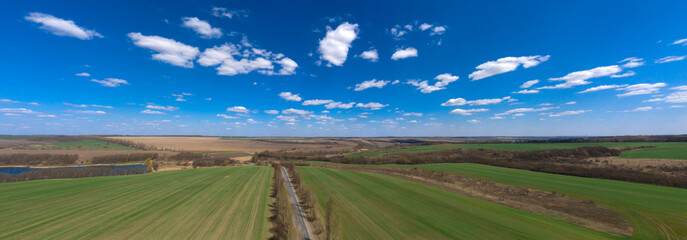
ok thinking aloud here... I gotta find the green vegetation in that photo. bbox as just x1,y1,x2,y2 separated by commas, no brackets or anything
347,142,687,160
0,166,273,239
44,140,137,150
389,163,687,239
299,166,617,240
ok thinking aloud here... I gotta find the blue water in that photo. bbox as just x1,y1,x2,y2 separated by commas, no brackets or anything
0,165,145,175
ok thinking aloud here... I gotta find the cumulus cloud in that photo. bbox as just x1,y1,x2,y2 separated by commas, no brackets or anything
279,92,302,102
619,57,644,68
197,43,297,76
25,12,102,40
141,109,165,114
391,47,418,60
318,22,359,66
354,79,390,91
610,71,636,78
495,107,556,116
441,96,511,106
469,55,549,81
146,104,178,111
226,106,250,113
303,99,335,106
356,102,388,110
325,102,356,109
357,49,379,62
549,110,590,117
0,108,36,114
578,84,628,93
217,114,239,119
67,110,106,115
90,78,129,87
75,72,90,77
264,110,279,115
655,56,686,64
431,26,446,35
282,108,313,115
128,32,200,68
419,23,433,31
172,93,192,102
538,65,622,89
520,80,539,88
616,83,667,97
181,17,222,38
0,99,20,104
449,108,489,115
513,89,539,94
407,73,458,93
403,112,423,117
212,7,248,19
622,107,652,112
671,38,687,46
646,91,687,103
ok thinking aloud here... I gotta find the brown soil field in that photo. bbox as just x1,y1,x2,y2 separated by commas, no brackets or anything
109,136,358,152
0,139,36,148
0,149,176,164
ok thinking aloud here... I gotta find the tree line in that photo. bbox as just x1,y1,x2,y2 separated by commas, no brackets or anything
91,153,159,164
270,163,301,240
85,136,158,150
0,154,78,165
0,166,145,183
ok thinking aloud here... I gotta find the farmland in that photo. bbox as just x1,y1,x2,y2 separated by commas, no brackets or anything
298,166,617,240
43,140,137,150
109,136,358,152
347,142,687,160
0,166,273,239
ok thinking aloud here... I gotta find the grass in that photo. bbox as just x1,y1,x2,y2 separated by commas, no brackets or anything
43,140,137,150
346,142,687,160
299,166,617,240
0,166,273,239
386,163,687,240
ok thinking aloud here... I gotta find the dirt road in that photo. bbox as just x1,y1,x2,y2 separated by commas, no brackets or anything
281,167,312,240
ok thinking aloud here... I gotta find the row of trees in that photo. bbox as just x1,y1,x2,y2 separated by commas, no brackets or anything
91,153,159,164
0,166,146,183
191,158,239,168
0,154,78,165
85,136,158,150
270,163,301,240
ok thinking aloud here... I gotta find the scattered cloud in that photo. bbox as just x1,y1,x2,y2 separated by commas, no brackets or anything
128,32,200,68
619,57,644,68
325,102,356,109
217,114,239,119
469,55,549,81
141,109,165,114
303,99,335,106
549,110,590,117
403,112,423,117
318,22,359,66
655,55,686,64
610,71,636,78
513,89,539,94
356,102,388,110
67,110,106,115
181,17,222,38
25,12,102,40
0,108,36,114
622,107,652,112
264,110,279,114
578,84,628,93
279,92,302,101
354,79,389,91
172,93,192,102
75,72,90,77
671,38,687,46
646,91,687,103
407,73,458,93
226,106,250,113
566,101,577,105
538,65,622,89
520,80,539,88
282,108,313,115
197,43,297,76
442,96,511,106
495,107,556,116
617,83,667,97
212,7,248,19
467,119,480,123
357,49,379,62
146,104,178,111
391,47,418,60
0,99,20,104
449,108,489,115
91,78,129,87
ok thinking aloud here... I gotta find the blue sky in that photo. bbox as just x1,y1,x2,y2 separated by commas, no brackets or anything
1,0,686,136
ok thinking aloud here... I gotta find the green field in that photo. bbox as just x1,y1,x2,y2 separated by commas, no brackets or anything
0,166,273,239
386,163,687,239
347,142,687,160
299,166,617,240
44,140,137,150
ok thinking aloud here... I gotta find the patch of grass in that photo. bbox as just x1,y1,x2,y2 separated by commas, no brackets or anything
346,142,687,160
45,140,137,150
0,166,273,239
391,163,687,240
299,166,617,240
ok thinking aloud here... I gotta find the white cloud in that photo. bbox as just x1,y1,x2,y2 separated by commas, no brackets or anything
671,38,687,46
354,79,389,91
449,108,489,115
578,84,628,93
419,23,433,31
432,26,446,35
403,112,423,117
226,106,250,113
303,99,335,106
282,108,313,115
276,115,298,122
197,43,297,76
90,78,129,87
146,104,178,111
490,116,505,120
407,73,458,93
274,58,298,75
25,12,102,40
672,86,687,91
172,93,192,102
75,72,90,77
655,56,686,64
127,32,200,68
212,7,248,19
279,92,302,102
38,114,56,118
325,102,356,109
549,110,590,117
520,80,539,88
617,83,667,97
0,108,36,114
0,99,20,104
141,109,165,114
647,91,687,103
496,107,556,116
217,114,239,119
181,17,222,38
318,22,359,66
358,49,379,62
566,101,577,105
610,71,636,78
246,119,260,124
469,55,550,81
441,96,511,106
356,102,388,110
538,65,622,89
467,119,480,123
264,110,279,115
619,57,644,68
623,107,652,112
67,110,106,115
513,89,539,94
391,47,418,60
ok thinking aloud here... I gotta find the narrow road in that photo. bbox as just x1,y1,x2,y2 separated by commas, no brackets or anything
281,167,312,240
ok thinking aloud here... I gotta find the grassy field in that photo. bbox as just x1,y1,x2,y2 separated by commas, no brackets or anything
347,142,687,160
38,140,137,150
384,163,687,240
299,166,618,240
0,166,273,239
